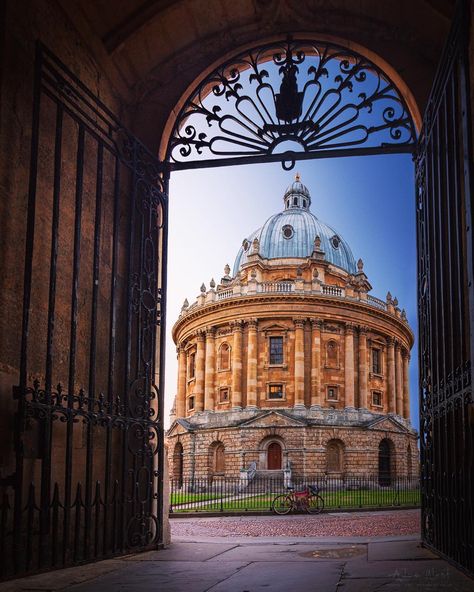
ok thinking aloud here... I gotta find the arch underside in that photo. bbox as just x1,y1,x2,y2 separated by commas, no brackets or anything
166,37,418,171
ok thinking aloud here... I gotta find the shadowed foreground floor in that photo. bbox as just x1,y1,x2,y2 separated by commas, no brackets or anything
0,512,472,591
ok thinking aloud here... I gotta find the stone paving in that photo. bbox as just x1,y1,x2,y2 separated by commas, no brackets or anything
0,513,472,592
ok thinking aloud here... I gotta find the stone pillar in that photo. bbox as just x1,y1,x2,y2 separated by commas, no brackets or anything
358,326,368,409
204,327,216,411
194,330,206,412
294,318,306,408
387,337,396,413
246,319,258,408
344,323,355,408
403,350,411,419
310,319,322,408
176,345,187,418
395,341,403,416
231,321,243,409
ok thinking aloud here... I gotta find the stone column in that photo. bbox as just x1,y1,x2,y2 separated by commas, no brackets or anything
344,323,355,408
194,330,206,412
310,319,322,408
246,319,258,408
387,337,396,413
358,326,368,409
204,327,216,411
294,318,306,408
176,345,187,418
403,350,411,419
395,341,403,416
231,321,243,409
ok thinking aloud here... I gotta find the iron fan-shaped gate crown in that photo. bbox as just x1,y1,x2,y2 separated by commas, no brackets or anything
167,36,417,170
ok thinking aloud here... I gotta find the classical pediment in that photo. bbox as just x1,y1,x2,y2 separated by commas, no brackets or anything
366,415,409,434
166,418,192,437
239,410,307,428
261,322,288,334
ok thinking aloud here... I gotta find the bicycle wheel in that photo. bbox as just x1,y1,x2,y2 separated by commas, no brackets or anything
306,494,324,514
272,494,293,515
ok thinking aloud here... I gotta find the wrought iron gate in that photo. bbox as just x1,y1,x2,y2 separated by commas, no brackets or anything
0,44,167,579
415,0,474,576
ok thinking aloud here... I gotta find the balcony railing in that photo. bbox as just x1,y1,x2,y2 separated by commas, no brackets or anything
322,284,344,297
259,281,295,293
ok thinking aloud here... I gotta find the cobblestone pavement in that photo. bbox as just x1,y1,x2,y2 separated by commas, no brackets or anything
171,509,421,538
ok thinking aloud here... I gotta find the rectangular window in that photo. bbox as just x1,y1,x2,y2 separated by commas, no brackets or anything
219,387,230,403
269,336,284,365
372,391,382,407
327,386,339,401
372,348,381,374
268,384,284,400
188,396,195,410
188,352,196,379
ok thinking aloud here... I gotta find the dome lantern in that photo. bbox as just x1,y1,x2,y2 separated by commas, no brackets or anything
283,172,311,210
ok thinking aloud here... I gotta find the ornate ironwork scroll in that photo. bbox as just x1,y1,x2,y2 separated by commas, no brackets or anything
1,44,167,579
167,37,417,170
415,0,474,576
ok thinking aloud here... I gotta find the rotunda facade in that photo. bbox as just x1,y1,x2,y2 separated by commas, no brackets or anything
167,176,418,484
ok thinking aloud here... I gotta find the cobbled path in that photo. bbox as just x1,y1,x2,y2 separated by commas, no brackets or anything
171,509,420,538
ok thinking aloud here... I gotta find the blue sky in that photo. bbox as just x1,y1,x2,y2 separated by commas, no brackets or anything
165,153,418,431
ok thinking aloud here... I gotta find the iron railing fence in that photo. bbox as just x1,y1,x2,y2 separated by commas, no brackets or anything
169,475,420,514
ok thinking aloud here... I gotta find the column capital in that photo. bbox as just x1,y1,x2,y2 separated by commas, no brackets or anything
402,348,411,360
293,317,306,329
230,320,244,332
205,326,216,337
386,336,395,347
394,339,402,351
345,322,356,334
247,318,258,330
309,318,323,328
196,329,206,342
358,325,368,335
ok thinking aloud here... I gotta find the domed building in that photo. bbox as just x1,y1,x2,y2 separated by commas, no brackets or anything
167,176,418,484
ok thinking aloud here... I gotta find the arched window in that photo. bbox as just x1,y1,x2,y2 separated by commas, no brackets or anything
219,343,230,370
173,442,184,487
213,443,225,474
378,439,393,486
326,439,344,473
326,340,339,368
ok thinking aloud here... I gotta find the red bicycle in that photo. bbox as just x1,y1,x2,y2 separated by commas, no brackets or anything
271,484,324,515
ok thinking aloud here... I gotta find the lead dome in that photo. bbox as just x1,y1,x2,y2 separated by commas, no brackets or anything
233,174,357,275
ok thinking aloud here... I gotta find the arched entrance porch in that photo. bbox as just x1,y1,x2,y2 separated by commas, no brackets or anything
1,0,472,580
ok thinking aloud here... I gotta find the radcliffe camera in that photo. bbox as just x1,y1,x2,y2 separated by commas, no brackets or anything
0,2,472,591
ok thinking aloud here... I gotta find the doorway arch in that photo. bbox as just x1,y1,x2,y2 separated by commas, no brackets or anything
267,442,283,470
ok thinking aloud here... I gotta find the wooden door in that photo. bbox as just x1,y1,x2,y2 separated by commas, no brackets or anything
267,442,282,470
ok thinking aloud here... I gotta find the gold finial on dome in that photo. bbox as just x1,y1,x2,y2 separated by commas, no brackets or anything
295,172,301,182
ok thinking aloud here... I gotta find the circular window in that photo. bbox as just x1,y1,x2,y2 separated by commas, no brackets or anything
282,225,294,240
242,239,250,251
331,235,340,249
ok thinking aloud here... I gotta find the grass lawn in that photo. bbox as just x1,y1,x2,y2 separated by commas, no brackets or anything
170,488,420,513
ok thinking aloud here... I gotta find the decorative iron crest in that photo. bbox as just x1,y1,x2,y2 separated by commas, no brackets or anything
167,38,417,170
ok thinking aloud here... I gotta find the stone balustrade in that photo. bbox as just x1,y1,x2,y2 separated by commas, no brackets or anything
180,281,403,322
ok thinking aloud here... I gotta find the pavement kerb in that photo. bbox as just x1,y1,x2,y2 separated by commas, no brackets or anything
169,505,420,518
